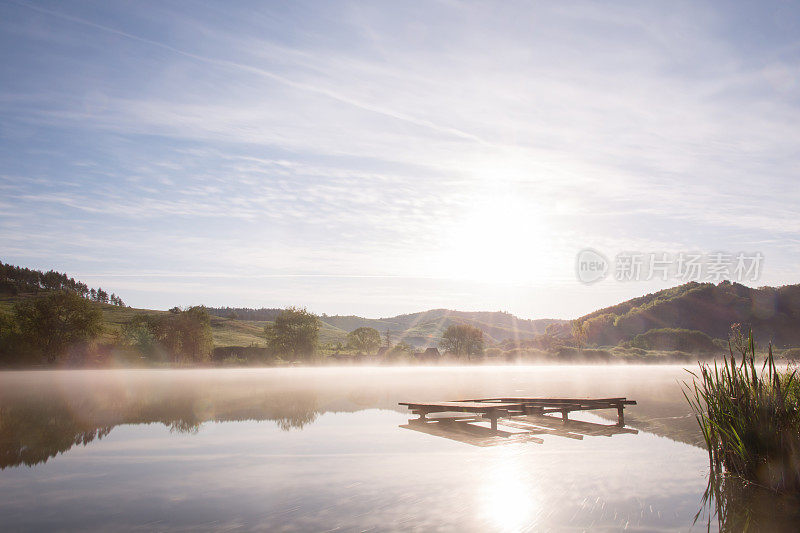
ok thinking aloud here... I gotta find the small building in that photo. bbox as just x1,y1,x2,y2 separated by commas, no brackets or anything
415,347,441,362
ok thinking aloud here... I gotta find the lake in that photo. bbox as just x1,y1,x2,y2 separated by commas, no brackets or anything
0,365,757,531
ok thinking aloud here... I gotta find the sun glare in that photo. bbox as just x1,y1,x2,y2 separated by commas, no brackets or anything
479,449,541,531
445,195,551,284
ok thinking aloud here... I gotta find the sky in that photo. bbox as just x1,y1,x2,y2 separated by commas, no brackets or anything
1,0,800,319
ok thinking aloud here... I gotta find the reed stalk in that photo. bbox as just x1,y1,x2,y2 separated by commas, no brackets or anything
684,325,800,493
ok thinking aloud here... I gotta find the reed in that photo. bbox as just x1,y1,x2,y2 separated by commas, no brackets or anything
684,325,800,493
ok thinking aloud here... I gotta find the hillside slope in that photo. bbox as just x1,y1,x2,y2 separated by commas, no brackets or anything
551,281,800,347
301,309,561,348
203,307,565,348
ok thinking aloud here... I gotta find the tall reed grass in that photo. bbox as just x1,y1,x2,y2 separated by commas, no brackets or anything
684,325,800,493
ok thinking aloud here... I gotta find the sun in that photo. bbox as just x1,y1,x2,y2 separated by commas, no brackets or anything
444,194,551,284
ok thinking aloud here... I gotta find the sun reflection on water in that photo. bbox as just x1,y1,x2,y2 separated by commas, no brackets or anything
479,447,542,532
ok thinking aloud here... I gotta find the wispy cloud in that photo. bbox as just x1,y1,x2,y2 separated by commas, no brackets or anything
1,0,800,316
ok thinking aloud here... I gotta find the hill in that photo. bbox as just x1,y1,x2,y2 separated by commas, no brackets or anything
550,281,800,348
206,307,565,348
9,261,800,361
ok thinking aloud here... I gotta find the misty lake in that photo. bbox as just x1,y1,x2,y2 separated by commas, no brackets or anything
0,366,725,531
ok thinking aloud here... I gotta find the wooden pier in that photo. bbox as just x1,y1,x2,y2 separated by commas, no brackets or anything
399,397,636,443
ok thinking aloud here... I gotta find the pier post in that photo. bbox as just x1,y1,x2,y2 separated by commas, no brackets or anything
561,409,569,423
616,405,625,426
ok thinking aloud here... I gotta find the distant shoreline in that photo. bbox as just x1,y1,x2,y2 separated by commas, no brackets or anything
0,353,785,370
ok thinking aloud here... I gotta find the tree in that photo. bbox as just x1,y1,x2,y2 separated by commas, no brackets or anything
76,283,89,298
571,320,587,352
121,314,160,360
122,306,213,363
346,327,382,354
264,307,320,360
41,270,63,290
13,291,103,363
0,308,20,365
162,306,213,363
96,288,108,304
384,329,393,348
440,324,484,357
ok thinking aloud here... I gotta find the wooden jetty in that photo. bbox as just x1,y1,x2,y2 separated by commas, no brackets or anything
399,397,636,433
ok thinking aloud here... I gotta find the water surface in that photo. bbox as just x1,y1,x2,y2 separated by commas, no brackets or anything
0,366,717,531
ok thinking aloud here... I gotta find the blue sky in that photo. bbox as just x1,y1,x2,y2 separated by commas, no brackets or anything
1,0,800,318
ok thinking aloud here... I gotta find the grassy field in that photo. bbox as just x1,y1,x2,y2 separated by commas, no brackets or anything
208,315,349,348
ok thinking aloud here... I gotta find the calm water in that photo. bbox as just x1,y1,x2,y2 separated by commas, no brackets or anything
0,366,722,531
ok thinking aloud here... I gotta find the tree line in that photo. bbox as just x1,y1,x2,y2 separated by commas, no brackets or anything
0,262,487,365
0,262,126,306
0,297,487,366
0,262,145,366
0,292,213,366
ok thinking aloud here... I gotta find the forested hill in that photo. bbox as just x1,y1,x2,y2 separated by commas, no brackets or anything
550,281,800,347
0,262,125,306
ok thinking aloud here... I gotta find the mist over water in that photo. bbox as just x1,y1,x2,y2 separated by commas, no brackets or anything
0,365,724,531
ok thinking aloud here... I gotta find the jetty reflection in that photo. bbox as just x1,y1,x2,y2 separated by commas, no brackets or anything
401,413,638,447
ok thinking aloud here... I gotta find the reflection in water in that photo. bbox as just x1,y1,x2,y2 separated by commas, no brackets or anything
698,468,800,532
0,366,781,531
0,366,701,469
480,448,541,532
401,414,637,447
0,371,323,469
0,397,114,468
0,390,319,469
